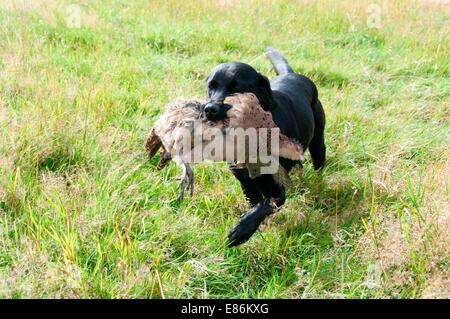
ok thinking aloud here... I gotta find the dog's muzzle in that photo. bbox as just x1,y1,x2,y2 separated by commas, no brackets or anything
203,102,232,121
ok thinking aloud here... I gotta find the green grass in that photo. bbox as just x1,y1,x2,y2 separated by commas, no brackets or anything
0,0,449,298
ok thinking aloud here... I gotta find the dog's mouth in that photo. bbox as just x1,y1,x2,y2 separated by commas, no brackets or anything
202,102,232,121
222,103,232,115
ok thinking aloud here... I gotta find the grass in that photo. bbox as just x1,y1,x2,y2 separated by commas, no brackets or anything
0,0,448,298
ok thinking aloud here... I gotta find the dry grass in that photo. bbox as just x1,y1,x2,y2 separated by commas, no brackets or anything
0,0,448,298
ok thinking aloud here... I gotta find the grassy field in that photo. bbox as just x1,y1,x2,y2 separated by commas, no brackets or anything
0,0,448,298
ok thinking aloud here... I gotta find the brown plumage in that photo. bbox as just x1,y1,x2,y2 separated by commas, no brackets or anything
145,93,303,200
224,93,303,163
145,99,203,200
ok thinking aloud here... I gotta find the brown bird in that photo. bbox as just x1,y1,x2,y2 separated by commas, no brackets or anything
145,93,303,201
145,99,203,200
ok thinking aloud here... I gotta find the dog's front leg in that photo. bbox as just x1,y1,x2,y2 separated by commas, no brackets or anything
227,197,273,247
227,174,286,247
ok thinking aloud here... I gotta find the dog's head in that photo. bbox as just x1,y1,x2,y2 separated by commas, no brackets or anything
204,62,272,121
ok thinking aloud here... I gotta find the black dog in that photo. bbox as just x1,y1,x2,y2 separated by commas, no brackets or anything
204,47,326,247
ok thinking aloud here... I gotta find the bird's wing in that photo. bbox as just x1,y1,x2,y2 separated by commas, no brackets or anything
145,127,162,159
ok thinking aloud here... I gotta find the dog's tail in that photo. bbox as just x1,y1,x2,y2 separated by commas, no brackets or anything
266,47,294,75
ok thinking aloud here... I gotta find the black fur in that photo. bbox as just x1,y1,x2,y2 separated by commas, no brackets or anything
204,47,326,247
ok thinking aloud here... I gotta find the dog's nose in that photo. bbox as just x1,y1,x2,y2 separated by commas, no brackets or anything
204,102,229,121
204,102,219,117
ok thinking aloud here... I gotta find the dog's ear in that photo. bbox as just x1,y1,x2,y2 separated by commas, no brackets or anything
255,73,273,111
258,73,271,89
205,74,212,98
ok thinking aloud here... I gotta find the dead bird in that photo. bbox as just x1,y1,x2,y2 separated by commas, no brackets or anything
145,93,303,201
145,99,203,200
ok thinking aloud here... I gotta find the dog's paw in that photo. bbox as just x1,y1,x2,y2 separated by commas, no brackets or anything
227,216,259,247
227,199,273,247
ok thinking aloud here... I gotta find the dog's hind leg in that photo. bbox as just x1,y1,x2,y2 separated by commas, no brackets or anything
309,98,326,170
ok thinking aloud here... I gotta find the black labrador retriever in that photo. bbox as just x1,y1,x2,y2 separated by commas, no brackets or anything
203,47,326,247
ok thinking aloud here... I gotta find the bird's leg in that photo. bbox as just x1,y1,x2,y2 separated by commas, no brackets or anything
177,163,194,201
185,163,194,197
